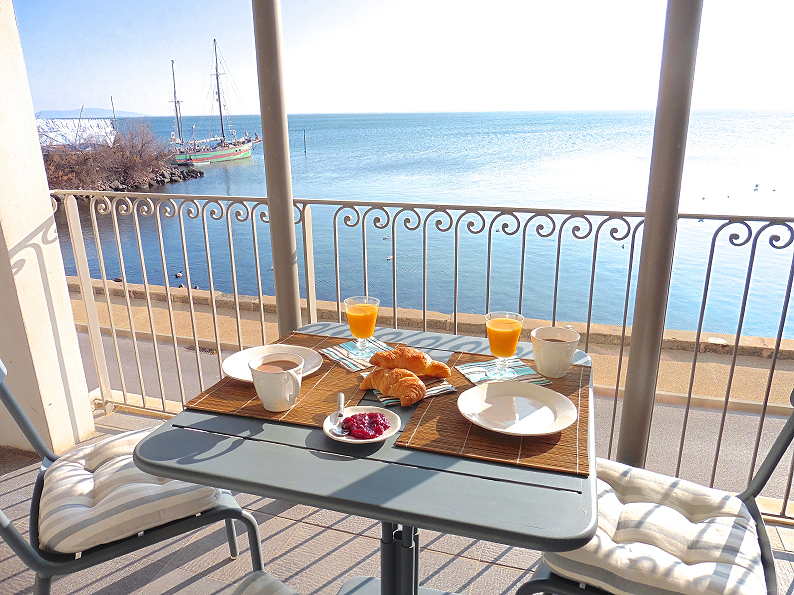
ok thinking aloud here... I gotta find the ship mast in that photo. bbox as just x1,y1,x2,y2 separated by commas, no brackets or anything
171,60,183,143
214,39,225,143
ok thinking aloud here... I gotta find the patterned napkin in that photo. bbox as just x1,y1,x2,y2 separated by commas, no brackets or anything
318,338,393,371
455,357,552,386
360,371,457,407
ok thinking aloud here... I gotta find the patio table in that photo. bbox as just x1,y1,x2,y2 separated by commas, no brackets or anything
133,322,597,595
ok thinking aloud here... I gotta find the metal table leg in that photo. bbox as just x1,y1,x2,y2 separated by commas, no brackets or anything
400,525,417,595
339,524,454,595
381,522,398,595
414,528,420,595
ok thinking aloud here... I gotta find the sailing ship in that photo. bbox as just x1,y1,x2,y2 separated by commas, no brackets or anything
170,40,261,165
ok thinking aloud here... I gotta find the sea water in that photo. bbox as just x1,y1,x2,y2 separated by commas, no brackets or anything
155,111,792,215
59,111,794,338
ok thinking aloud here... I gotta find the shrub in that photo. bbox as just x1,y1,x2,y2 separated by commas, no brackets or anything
109,119,170,187
42,119,171,190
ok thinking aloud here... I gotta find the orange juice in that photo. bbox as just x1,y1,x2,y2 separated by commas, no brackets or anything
346,303,378,338
486,317,522,358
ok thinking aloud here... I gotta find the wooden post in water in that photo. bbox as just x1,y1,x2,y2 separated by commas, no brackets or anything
304,130,306,154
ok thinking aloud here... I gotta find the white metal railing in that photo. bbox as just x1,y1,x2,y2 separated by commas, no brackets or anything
52,190,794,516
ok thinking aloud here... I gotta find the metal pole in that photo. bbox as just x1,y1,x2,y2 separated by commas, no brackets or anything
214,39,226,142
616,0,704,467
380,523,397,595
252,0,302,335
171,61,183,142
399,525,416,595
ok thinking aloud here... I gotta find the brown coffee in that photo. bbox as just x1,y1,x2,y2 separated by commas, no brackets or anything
542,338,567,343
256,360,298,373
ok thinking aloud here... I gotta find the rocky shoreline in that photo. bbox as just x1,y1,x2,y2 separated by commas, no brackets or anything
42,119,206,193
102,163,204,192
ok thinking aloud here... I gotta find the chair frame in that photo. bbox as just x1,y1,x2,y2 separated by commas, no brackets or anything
517,390,794,595
0,360,264,595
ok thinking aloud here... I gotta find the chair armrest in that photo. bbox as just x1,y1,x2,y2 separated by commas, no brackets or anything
0,508,52,574
739,391,794,500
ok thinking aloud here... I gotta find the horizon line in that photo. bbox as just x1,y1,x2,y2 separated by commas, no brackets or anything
36,107,793,119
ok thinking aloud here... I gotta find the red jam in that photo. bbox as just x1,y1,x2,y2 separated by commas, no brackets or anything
342,412,391,440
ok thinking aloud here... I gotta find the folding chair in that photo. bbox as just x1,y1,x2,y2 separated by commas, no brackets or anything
0,357,264,595
517,390,794,595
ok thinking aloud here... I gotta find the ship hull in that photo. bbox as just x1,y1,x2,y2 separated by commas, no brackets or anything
171,140,254,165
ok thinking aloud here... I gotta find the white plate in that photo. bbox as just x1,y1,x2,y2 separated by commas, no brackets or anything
222,345,323,382
457,381,578,436
322,406,401,444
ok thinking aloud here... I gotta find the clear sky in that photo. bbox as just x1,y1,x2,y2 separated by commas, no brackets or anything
12,0,793,116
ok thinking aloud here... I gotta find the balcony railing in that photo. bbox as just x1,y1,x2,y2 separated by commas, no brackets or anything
52,190,794,518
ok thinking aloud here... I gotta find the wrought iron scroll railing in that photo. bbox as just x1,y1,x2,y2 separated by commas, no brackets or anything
51,191,794,518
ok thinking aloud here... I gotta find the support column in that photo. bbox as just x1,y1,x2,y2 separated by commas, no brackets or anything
617,0,704,467
252,0,302,336
0,1,94,452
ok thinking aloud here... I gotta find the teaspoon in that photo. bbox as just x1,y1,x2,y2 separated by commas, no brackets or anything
330,392,348,436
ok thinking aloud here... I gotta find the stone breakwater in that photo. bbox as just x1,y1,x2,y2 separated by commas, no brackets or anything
102,164,204,192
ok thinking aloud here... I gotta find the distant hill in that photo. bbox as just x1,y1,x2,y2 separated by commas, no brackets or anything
36,108,147,119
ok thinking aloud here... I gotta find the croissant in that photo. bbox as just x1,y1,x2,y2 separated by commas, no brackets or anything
360,367,427,407
369,347,451,378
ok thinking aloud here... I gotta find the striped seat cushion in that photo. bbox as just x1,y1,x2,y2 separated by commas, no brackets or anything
543,458,766,595
38,428,222,553
232,571,299,595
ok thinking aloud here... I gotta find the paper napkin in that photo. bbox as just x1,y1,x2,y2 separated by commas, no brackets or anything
318,338,393,371
455,357,552,386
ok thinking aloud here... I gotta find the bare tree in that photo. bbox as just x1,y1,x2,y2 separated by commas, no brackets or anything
42,119,171,191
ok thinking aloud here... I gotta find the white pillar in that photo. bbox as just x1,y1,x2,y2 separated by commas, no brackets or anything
0,0,95,453
252,0,303,336
616,0,703,467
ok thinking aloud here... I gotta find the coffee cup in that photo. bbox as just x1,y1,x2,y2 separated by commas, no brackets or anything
248,352,304,412
530,326,580,378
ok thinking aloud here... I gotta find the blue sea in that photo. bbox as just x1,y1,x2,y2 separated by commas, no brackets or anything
153,111,793,214
58,111,794,338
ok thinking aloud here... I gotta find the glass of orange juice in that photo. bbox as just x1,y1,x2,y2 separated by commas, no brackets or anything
344,296,380,358
485,311,525,379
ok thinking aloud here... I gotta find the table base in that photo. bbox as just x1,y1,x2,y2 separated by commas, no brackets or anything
374,523,461,595
337,577,459,595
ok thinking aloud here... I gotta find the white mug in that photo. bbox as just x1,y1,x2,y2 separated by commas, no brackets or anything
248,352,304,412
530,326,580,378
